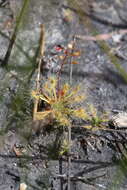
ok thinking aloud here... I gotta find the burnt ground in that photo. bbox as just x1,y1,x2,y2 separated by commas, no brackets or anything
0,0,127,189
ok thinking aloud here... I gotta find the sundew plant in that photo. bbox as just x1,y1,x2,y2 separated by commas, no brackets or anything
31,77,88,127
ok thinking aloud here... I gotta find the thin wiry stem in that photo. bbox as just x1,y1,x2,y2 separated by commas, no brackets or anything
57,54,68,93
69,35,76,85
68,36,77,190
67,125,71,190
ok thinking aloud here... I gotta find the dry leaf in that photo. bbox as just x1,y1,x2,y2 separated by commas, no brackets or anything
20,183,27,190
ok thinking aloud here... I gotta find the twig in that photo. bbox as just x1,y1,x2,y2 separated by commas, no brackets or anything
74,163,111,177
33,24,45,121
77,125,127,133
75,29,127,41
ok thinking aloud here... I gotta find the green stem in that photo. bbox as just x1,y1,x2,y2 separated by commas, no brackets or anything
1,0,30,67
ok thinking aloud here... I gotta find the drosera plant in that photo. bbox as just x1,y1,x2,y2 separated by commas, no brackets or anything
31,76,88,127
31,33,87,127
